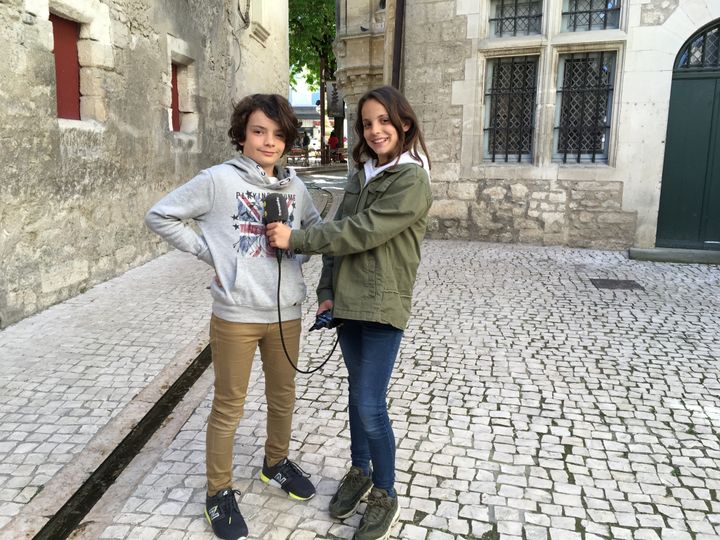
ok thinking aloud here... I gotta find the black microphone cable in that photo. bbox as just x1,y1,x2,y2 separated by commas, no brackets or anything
264,192,339,375
274,248,340,375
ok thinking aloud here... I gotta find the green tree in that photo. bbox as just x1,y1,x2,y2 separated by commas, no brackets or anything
289,0,338,163
289,0,336,89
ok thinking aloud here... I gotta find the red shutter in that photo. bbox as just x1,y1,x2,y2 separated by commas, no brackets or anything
171,63,180,131
50,14,80,120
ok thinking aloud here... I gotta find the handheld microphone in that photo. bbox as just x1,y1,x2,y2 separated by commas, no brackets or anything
264,193,288,262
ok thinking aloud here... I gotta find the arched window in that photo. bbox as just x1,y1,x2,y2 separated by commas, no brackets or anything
676,20,720,71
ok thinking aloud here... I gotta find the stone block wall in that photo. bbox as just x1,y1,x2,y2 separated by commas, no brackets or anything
0,0,288,328
335,1,719,251
428,179,636,249
402,0,469,169
398,0,714,251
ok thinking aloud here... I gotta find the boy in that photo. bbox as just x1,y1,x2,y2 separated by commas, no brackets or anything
145,94,320,540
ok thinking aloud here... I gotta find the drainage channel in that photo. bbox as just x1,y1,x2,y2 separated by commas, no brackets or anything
34,345,212,540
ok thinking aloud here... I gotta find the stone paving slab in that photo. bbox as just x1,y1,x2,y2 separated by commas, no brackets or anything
82,241,720,540
0,250,214,537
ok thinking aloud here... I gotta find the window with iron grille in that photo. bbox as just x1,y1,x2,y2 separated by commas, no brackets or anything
490,0,542,37
562,0,620,32
676,21,720,71
484,56,538,163
554,51,615,163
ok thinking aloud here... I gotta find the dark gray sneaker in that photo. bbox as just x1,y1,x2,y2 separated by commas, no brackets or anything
204,488,248,540
353,488,399,540
329,466,373,519
259,457,316,501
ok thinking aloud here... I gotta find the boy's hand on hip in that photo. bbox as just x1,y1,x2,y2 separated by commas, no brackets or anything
266,222,292,249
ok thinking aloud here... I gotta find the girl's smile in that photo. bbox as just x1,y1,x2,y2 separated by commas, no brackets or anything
361,99,408,166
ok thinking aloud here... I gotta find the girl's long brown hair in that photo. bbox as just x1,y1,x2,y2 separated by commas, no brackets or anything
352,86,431,168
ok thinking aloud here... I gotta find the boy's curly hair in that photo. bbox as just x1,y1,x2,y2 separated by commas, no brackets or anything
228,94,301,156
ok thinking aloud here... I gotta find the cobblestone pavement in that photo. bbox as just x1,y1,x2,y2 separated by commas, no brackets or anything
0,172,337,538
88,241,720,540
0,251,215,535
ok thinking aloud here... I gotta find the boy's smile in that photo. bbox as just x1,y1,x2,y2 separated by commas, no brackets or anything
242,110,286,176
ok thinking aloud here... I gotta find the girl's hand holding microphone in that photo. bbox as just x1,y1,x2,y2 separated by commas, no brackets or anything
266,222,291,249
266,223,336,326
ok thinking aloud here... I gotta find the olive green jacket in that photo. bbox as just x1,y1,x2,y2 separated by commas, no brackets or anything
289,162,432,330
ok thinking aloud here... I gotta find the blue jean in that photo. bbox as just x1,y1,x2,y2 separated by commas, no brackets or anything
338,319,404,492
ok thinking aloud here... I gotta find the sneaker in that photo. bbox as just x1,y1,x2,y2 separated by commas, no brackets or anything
329,466,373,519
204,488,248,540
353,488,399,540
259,457,316,500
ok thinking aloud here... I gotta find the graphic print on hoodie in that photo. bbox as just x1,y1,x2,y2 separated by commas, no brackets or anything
144,154,321,323
233,191,297,257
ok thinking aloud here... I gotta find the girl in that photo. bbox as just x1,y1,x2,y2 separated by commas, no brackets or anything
266,86,432,540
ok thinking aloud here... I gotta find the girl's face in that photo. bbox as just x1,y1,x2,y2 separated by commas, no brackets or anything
361,99,408,166
241,109,286,176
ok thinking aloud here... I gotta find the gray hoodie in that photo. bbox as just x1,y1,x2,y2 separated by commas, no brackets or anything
145,155,322,323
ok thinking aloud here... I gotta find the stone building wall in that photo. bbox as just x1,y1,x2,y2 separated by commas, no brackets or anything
0,0,288,328
335,0,720,251
418,0,720,248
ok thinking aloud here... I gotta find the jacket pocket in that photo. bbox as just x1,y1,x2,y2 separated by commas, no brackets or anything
341,178,361,216
365,174,396,206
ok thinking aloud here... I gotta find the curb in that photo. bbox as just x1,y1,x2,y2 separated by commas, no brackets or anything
307,186,334,218
628,247,720,265
0,327,211,540
293,163,348,175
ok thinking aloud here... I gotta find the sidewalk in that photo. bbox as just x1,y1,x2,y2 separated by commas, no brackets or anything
0,250,215,538
83,243,720,540
2,232,720,537
0,180,336,539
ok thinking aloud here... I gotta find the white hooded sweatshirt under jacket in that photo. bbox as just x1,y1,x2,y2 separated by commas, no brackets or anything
145,155,322,323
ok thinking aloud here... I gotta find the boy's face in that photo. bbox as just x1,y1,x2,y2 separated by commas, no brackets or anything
242,109,286,176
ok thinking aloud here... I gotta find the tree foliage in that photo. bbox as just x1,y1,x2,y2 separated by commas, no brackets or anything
289,0,336,89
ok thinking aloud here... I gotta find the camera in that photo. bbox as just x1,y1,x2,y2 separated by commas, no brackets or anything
309,310,338,331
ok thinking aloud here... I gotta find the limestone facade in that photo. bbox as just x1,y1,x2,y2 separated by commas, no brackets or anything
0,0,289,328
334,0,720,249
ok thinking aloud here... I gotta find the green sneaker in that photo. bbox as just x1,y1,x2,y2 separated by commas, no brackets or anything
329,466,373,519
353,488,399,540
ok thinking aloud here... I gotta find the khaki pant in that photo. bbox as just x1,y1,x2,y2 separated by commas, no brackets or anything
206,314,300,496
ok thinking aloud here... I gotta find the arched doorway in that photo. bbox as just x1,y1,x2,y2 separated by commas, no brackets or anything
656,20,720,250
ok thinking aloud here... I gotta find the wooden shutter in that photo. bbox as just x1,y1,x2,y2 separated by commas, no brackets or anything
171,63,180,131
50,14,81,120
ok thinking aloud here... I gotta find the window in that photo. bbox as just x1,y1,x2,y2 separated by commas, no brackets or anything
50,14,80,119
167,60,196,133
484,56,538,162
562,0,620,32
47,1,114,124
554,51,616,163
166,36,198,136
490,0,543,37
676,22,720,71
171,63,181,132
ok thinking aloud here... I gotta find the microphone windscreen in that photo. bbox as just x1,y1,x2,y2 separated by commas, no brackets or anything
264,193,288,224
